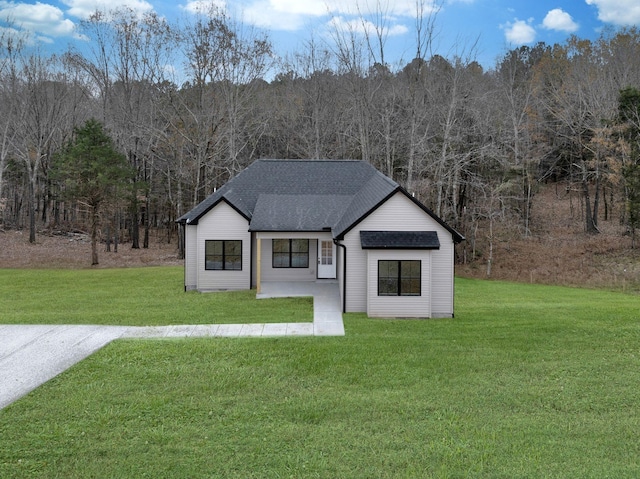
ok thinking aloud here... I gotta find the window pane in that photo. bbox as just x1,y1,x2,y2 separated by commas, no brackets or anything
225,241,241,270
205,241,223,270
378,261,397,295
205,240,222,255
225,256,241,270
379,278,398,296
400,261,421,296
273,239,289,253
291,253,309,268
402,260,420,277
206,255,223,270
273,253,289,268
378,261,391,277
226,241,241,256
291,239,308,253
401,278,420,296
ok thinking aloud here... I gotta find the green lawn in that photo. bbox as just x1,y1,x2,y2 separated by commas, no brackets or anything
1,272,639,478
0,267,312,325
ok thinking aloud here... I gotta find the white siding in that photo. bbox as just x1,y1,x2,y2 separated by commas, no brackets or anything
251,234,257,288
255,232,331,282
196,202,251,291
336,241,345,310
367,250,431,318
342,192,455,317
184,224,198,290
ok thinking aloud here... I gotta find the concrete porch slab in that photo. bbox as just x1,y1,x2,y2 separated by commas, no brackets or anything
257,281,345,337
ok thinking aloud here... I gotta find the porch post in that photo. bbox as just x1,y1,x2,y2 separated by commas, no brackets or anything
256,236,262,293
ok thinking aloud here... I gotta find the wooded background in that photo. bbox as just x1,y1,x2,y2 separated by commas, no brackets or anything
1,5,640,267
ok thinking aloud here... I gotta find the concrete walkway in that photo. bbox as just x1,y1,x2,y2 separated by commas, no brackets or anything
0,281,344,410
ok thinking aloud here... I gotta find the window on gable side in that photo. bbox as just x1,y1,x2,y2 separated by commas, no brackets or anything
378,260,421,296
205,240,242,270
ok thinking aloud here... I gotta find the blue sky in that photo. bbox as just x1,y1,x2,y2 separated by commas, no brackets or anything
1,0,639,70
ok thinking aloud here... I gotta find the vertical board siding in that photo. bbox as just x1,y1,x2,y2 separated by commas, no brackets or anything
367,250,431,318
343,192,455,317
185,225,198,290
196,202,251,291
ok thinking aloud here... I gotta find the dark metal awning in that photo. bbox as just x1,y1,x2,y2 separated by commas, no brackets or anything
360,231,440,249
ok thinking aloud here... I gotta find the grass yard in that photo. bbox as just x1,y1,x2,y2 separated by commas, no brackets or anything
1,272,639,478
0,267,312,325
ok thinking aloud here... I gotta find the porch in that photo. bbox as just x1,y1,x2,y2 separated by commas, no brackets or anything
256,281,344,336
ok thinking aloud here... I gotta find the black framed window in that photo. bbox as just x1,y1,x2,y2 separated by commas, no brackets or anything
378,260,421,296
205,240,242,270
272,239,309,268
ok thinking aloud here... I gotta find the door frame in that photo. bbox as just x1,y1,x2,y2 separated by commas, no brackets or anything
317,239,337,279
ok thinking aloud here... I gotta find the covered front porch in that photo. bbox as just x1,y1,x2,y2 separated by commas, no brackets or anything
253,232,338,291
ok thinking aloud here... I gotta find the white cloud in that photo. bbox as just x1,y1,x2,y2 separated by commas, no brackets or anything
0,1,76,38
237,0,421,33
242,0,314,31
0,0,157,44
585,0,640,25
503,18,536,45
542,8,579,32
60,0,154,20
323,0,439,17
328,15,408,37
268,0,328,16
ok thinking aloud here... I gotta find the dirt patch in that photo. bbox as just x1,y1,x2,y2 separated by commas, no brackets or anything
456,183,640,291
0,229,182,269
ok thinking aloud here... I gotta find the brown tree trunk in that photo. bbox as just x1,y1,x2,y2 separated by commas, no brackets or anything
91,203,99,265
583,179,599,234
28,176,36,243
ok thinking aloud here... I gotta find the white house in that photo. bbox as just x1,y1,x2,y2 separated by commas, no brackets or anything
177,159,464,318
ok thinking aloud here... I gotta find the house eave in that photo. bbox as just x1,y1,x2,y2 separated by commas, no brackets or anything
177,196,251,226
249,228,335,234
361,245,440,250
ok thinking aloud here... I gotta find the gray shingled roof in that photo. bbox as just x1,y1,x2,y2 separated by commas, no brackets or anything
250,194,351,231
360,231,441,249
177,159,464,242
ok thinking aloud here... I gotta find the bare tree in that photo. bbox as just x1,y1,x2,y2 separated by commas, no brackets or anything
173,5,272,210
74,8,177,247
9,53,72,242
0,29,25,226
401,0,441,192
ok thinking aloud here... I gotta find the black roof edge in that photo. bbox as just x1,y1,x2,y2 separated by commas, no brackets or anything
175,196,250,225
335,188,399,240
336,186,465,243
248,228,331,233
397,186,465,244
361,245,441,250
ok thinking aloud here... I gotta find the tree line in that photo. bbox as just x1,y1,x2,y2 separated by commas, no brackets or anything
1,5,640,265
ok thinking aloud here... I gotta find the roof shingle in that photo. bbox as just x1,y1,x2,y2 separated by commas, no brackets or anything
177,159,464,243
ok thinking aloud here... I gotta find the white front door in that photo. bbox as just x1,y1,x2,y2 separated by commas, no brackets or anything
317,240,336,279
